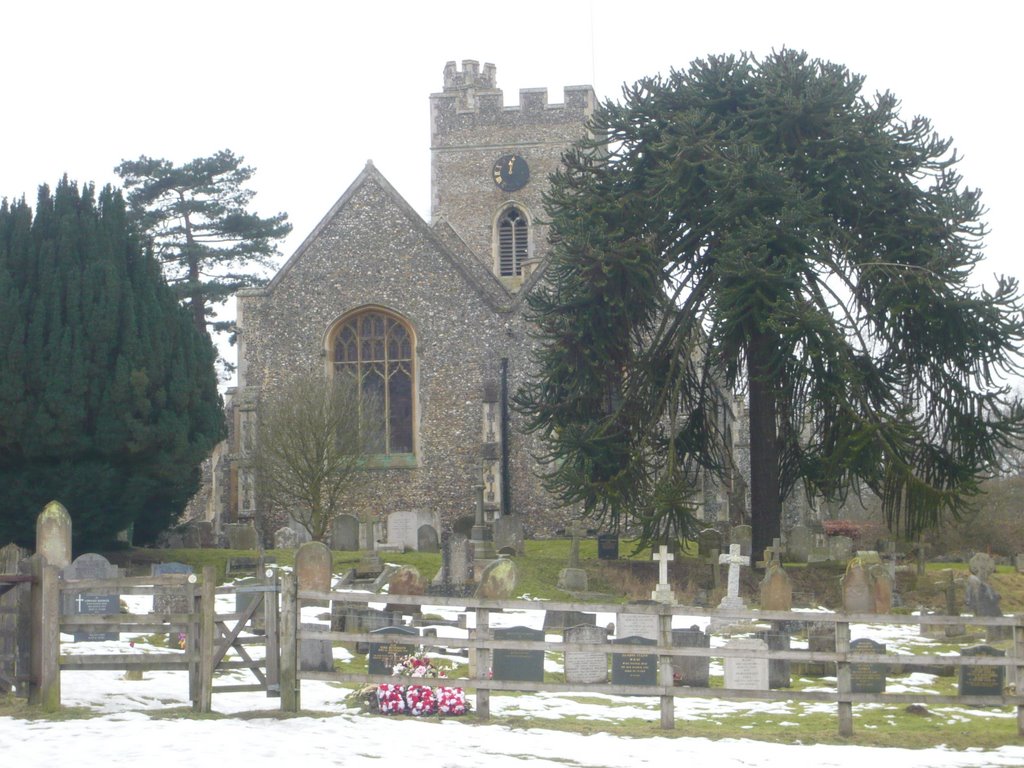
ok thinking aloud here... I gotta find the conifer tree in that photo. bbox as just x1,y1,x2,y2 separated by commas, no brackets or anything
517,51,1024,563
0,179,225,548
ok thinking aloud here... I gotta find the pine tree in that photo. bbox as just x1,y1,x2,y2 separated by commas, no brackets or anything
0,179,225,548
517,51,1024,562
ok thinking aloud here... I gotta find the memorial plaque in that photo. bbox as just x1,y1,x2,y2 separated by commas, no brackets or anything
564,624,608,684
849,638,887,694
724,638,769,691
492,626,545,683
611,635,657,687
62,554,119,642
367,626,419,675
597,534,619,560
672,626,710,687
959,644,1006,696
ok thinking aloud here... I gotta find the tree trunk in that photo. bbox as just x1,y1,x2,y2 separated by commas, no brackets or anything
747,331,782,566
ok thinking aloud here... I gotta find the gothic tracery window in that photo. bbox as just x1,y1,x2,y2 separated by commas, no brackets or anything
332,309,414,456
497,206,528,277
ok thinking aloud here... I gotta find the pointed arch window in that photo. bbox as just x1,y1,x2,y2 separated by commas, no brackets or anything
497,206,528,277
332,310,414,457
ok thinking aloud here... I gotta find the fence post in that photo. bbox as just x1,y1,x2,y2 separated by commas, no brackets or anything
1015,617,1024,737
188,574,200,706
197,566,216,713
836,618,853,736
263,568,280,698
28,556,60,712
475,607,490,721
279,569,299,712
658,608,674,729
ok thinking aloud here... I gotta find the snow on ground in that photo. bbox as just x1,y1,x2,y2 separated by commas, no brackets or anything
4,585,1023,767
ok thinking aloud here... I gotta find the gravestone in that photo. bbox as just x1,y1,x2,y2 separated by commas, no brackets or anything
492,625,545,683
842,560,873,613
36,501,72,568
334,606,403,650
475,557,517,599
802,623,836,677
387,565,427,614
611,636,657,687
387,510,437,551
959,645,1006,696
651,545,676,604
723,637,769,691
62,553,120,642
493,516,525,556
182,520,215,549
224,522,259,550
786,525,812,563
759,562,792,612
717,544,749,610
543,610,596,631
564,624,608,684
756,630,791,688
416,524,440,553
672,626,710,687
295,541,332,605
698,528,723,561
597,533,619,560
730,525,752,557
870,565,893,613
828,535,853,563
273,526,299,550
448,534,472,589
151,562,193,617
330,514,360,551
849,638,887,694
367,626,419,676
965,553,1003,636
616,606,659,642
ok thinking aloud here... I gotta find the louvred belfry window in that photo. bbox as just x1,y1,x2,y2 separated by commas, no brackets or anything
333,310,414,455
498,207,528,276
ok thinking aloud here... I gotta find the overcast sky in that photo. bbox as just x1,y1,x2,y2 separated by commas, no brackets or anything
3,1,1017,284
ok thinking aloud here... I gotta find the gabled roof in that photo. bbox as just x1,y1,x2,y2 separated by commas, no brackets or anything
264,161,517,314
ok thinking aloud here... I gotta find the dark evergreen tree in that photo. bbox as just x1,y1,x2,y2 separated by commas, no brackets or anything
0,179,226,548
114,151,291,346
517,51,1024,562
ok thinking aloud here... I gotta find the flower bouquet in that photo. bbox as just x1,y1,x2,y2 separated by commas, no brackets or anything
435,686,468,715
375,683,406,714
404,683,437,716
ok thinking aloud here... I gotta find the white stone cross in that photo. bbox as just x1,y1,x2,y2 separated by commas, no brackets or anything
653,544,674,587
718,543,750,606
76,593,86,612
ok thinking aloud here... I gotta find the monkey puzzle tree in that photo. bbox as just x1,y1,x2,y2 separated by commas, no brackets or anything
517,50,1024,563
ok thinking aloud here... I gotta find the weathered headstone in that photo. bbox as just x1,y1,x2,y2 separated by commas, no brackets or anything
493,516,525,556
672,626,710,687
416,524,440,553
295,541,333,671
724,637,769,691
828,535,854,563
387,510,437,551
959,644,1006,696
151,562,193,617
475,557,517,599
611,636,657,687
616,606,659,642
448,534,472,588
367,626,419,676
698,528,724,561
492,625,544,683
730,525,752,558
36,501,72,568
274,526,299,550
543,611,596,631
597,533,619,560
801,623,836,677
224,522,259,550
62,553,120,642
870,565,894,614
759,562,792,612
564,624,608,684
965,553,1003,628
182,520,215,549
849,638,887,694
786,525,812,563
756,630,791,688
387,565,427,614
330,514,360,551
842,560,873,613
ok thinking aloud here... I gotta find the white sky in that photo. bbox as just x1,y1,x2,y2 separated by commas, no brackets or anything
2,1,1018,285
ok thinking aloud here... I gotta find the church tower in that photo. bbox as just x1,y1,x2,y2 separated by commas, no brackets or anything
429,60,597,291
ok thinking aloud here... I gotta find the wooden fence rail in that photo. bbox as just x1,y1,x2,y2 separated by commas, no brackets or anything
282,575,1024,737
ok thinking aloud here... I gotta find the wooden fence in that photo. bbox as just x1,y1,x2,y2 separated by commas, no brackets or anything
281,573,1024,737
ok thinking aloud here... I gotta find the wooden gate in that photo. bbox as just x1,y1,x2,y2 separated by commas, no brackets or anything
207,576,281,698
0,544,31,695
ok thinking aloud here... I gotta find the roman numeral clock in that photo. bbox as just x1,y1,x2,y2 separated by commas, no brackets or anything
492,153,530,192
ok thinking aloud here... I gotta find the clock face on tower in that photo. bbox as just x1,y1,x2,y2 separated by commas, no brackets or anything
492,153,530,192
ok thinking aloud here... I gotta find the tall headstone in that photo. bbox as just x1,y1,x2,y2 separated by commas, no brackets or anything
330,514,360,551
730,525,752,558
759,562,792,612
36,501,72,568
841,560,873,613
564,624,608,684
62,554,120,642
698,528,723,561
724,637,769,691
785,525,812,563
493,516,525,555
295,541,333,672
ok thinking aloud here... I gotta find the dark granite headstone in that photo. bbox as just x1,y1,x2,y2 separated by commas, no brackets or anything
367,626,419,675
849,638,887,694
959,644,1006,696
492,626,545,683
330,514,360,552
597,534,619,560
756,630,791,689
416,524,440,553
611,636,657,687
62,554,120,642
672,626,710,687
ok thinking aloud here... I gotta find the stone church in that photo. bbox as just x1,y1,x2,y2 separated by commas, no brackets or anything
205,60,748,548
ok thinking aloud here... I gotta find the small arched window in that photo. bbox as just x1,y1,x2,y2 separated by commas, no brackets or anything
332,309,414,456
497,207,528,277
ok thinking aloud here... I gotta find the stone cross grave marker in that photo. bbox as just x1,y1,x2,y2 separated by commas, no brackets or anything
651,545,675,604
717,543,749,610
